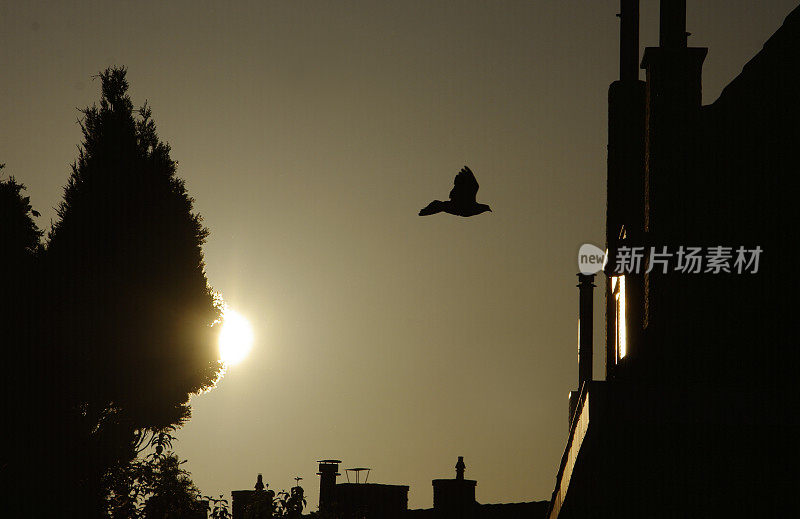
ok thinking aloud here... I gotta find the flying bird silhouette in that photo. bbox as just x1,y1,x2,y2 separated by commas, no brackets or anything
419,166,492,217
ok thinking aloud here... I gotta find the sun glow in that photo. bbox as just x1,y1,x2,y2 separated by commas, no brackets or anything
218,309,254,366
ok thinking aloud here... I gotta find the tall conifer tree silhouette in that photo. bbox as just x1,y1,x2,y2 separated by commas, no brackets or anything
33,67,222,514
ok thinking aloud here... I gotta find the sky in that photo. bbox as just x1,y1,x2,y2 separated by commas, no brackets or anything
2,0,797,511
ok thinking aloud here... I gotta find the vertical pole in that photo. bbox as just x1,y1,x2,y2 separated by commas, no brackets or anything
578,274,596,388
620,0,640,82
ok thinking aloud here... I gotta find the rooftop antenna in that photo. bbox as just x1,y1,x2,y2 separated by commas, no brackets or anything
345,467,371,484
294,476,303,486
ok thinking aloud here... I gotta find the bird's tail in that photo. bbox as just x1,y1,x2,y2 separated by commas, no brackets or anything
419,200,445,216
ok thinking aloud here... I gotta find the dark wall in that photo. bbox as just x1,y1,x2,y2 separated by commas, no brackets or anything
334,483,409,519
618,6,800,408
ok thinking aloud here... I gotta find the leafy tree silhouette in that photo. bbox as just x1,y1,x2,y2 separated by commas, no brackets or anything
138,453,207,518
0,167,45,512
1,68,223,516
107,446,208,518
276,485,307,519
0,165,42,260
241,483,307,519
0,167,42,346
206,495,232,519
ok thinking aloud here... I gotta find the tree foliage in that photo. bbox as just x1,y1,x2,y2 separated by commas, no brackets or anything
46,67,222,427
276,486,307,519
241,485,307,519
106,445,208,519
207,495,232,519
1,68,223,516
0,165,42,262
0,166,45,512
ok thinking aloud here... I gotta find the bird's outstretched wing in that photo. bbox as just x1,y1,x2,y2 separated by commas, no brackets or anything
449,166,479,205
419,200,446,216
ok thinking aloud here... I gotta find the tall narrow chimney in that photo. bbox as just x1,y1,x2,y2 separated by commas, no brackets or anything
317,459,341,514
659,0,687,48
620,0,639,82
577,274,596,388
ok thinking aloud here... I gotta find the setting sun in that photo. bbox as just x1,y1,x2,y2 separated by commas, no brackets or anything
218,309,254,366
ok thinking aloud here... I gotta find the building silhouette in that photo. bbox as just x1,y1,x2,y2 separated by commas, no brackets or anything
411,457,548,519
550,1,800,517
232,474,276,519
312,458,548,519
230,459,547,519
317,460,409,519
430,456,476,517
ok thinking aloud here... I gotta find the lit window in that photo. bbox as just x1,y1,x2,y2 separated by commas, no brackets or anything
614,276,627,361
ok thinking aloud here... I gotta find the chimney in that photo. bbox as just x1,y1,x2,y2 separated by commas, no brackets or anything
640,0,706,337
619,0,639,82
659,0,687,48
432,458,476,515
577,274,596,388
317,459,341,515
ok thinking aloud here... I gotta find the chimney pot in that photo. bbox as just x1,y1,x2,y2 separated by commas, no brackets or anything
659,0,687,48
455,456,466,480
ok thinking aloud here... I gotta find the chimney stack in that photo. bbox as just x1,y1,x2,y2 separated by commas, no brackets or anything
619,0,640,82
659,0,687,48
317,459,341,515
432,458,476,516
